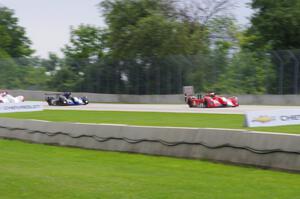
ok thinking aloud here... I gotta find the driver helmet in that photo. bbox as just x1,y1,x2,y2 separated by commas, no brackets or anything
0,91,8,96
209,92,215,98
63,92,72,98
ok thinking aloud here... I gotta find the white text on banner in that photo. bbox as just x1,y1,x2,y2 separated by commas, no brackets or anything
0,102,43,113
245,109,300,127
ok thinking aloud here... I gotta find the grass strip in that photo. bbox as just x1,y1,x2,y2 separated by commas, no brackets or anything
0,110,300,134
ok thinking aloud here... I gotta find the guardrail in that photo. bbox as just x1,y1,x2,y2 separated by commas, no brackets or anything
0,118,299,172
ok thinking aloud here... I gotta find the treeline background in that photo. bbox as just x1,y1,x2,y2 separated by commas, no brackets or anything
1,0,300,94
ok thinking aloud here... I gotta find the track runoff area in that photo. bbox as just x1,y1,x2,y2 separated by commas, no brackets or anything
44,102,298,115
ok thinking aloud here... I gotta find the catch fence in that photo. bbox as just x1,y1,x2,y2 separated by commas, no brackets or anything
1,49,299,95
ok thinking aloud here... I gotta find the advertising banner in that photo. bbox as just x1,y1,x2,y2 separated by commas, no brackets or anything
0,102,43,113
245,109,300,127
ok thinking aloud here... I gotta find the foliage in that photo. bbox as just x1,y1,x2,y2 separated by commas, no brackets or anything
47,25,105,92
101,0,207,59
0,57,50,90
95,0,209,94
1,1,295,94
0,6,50,90
244,0,300,94
0,58,21,88
246,0,300,50
48,67,79,92
81,58,126,94
187,17,239,93
0,6,33,58
62,24,105,74
40,53,61,72
49,0,211,94
63,25,104,60
214,50,275,94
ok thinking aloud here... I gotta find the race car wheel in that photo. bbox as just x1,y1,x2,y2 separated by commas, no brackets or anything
203,100,208,108
46,97,55,106
187,99,193,108
81,97,89,105
58,96,68,105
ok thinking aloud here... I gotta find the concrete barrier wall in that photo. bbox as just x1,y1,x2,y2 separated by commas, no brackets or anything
7,90,185,104
6,89,300,105
0,118,300,172
237,94,300,106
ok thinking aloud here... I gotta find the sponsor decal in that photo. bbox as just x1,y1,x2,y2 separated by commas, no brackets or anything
252,116,275,123
280,115,300,121
245,109,300,127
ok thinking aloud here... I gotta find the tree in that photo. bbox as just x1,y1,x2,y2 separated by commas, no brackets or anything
245,0,300,94
99,0,209,94
0,6,45,90
101,0,207,59
62,24,105,72
213,50,275,94
0,56,50,90
246,0,300,50
41,52,61,72
176,0,235,25
48,68,78,92
0,6,33,58
63,24,104,60
48,25,105,92
187,17,242,93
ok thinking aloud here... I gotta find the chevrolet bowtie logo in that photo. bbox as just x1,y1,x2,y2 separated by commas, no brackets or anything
252,116,275,123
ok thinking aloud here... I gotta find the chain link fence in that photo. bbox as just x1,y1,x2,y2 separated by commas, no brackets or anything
1,49,299,95
271,50,300,94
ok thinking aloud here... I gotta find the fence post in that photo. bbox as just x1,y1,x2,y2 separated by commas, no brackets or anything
273,52,284,94
288,50,299,94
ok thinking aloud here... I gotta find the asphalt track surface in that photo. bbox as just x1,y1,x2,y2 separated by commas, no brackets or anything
44,103,299,114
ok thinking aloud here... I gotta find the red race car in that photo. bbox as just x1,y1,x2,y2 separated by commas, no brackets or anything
185,92,239,108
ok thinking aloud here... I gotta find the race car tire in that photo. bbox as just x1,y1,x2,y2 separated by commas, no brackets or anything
81,97,89,105
203,100,208,108
58,96,68,105
46,97,55,106
187,99,193,108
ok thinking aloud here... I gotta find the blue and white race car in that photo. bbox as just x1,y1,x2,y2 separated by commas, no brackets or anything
45,92,89,106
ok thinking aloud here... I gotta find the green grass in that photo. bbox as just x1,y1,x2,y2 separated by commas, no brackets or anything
1,110,300,134
1,139,300,199
0,110,243,128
